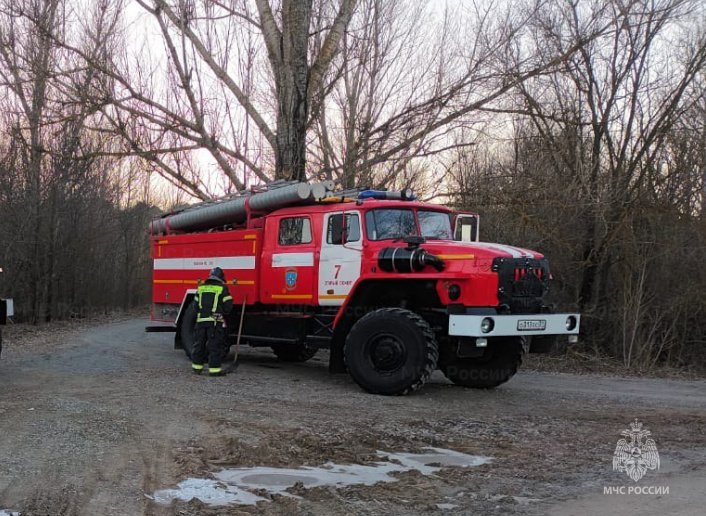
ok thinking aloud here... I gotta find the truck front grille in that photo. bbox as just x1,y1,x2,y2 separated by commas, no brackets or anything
492,257,549,314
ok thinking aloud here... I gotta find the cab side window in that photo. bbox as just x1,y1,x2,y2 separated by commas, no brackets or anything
278,217,312,246
327,213,360,245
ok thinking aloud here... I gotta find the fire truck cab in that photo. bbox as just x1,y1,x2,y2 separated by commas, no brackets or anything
149,183,580,395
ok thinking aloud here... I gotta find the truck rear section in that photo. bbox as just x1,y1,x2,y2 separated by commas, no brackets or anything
148,182,580,395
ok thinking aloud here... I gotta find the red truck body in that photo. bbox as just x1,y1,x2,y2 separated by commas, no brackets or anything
149,186,579,394
151,200,505,316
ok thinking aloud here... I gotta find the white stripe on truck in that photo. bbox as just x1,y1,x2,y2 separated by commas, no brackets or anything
272,252,314,267
153,256,256,270
468,242,535,258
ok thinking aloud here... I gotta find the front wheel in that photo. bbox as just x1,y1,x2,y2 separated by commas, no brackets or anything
441,337,524,388
345,308,439,395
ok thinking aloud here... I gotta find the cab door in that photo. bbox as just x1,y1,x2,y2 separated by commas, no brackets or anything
318,211,362,306
262,214,317,303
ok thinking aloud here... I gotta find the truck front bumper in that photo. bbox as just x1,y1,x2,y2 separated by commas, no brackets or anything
449,313,580,337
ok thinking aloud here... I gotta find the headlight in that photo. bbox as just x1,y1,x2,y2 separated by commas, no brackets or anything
565,316,577,331
481,317,494,333
448,284,461,301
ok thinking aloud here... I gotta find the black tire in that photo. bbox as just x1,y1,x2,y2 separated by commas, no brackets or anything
271,343,318,362
344,307,439,395
441,337,523,388
180,302,198,360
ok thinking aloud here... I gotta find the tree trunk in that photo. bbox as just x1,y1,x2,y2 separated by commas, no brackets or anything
274,0,312,181
275,82,308,180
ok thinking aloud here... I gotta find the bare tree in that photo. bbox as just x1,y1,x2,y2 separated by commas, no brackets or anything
114,0,358,183
516,0,706,310
447,0,706,369
254,0,357,179
0,0,153,322
63,0,610,197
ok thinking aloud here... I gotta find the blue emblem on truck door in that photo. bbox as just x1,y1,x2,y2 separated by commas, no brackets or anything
285,269,297,290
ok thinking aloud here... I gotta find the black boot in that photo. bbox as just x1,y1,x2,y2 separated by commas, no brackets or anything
208,366,226,376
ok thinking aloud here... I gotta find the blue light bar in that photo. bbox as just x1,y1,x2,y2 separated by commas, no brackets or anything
358,189,416,201
358,190,387,200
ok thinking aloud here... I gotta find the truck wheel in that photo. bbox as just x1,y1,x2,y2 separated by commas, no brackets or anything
271,343,318,362
344,308,439,395
180,302,197,360
441,337,523,388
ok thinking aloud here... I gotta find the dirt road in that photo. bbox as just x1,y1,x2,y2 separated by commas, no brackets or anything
0,319,704,515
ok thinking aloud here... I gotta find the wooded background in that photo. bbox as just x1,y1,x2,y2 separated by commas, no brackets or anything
0,0,704,370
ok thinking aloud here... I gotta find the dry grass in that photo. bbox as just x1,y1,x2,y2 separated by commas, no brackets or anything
524,347,706,379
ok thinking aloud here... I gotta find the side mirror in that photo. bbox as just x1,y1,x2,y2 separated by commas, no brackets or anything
453,214,479,242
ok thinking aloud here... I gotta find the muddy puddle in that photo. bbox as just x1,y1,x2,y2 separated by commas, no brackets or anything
151,447,491,507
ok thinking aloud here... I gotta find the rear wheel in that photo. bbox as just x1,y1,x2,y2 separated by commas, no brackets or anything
180,302,197,360
271,342,318,362
441,337,523,388
344,307,438,395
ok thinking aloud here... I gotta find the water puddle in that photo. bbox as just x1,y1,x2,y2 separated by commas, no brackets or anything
152,447,491,507
149,478,267,506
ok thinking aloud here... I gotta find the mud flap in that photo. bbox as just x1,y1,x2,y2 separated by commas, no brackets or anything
455,337,485,359
329,333,346,373
530,335,557,354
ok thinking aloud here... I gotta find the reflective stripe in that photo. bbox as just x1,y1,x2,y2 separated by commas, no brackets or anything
197,316,216,323
208,367,222,374
196,284,224,318
199,285,224,294
192,363,204,370
212,289,219,312
222,295,232,302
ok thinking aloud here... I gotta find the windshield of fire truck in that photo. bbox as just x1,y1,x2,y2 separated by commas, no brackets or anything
365,209,452,241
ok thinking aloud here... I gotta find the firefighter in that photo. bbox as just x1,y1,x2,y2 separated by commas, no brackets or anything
192,267,233,376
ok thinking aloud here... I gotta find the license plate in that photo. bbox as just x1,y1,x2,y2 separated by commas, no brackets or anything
517,319,546,331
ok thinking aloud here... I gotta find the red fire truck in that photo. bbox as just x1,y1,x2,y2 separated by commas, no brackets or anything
148,182,580,395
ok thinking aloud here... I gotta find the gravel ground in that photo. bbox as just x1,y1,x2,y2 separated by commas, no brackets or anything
0,319,704,515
